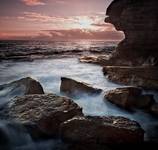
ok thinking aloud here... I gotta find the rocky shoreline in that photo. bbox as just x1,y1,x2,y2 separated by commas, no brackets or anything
0,76,158,146
0,0,158,149
0,77,146,148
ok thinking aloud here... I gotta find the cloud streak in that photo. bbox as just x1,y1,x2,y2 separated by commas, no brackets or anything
21,0,45,6
16,11,115,31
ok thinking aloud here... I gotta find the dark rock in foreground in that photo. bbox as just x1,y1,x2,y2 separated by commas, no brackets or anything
6,94,83,137
105,87,155,109
60,116,144,144
103,66,158,90
60,77,102,97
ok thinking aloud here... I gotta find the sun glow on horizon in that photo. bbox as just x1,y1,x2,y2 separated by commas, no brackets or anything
78,18,93,29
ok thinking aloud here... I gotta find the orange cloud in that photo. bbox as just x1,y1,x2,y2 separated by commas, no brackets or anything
21,0,45,6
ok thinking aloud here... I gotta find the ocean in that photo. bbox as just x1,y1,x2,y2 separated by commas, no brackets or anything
0,40,117,52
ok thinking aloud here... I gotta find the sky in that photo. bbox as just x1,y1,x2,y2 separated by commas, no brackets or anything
0,0,124,40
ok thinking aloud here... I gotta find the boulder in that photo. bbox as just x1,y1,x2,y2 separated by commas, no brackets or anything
0,77,44,106
60,116,144,144
5,94,83,137
60,77,102,97
104,87,155,109
103,66,158,90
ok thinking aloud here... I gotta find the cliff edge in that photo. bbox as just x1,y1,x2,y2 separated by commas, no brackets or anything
105,0,158,66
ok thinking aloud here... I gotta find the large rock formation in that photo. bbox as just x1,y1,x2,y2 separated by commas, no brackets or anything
103,66,158,89
4,94,83,137
60,116,144,144
105,0,158,66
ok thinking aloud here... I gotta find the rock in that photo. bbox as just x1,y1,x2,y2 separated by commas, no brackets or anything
79,56,98,64
79,55,111,66
5,94,83,137
135,95,155,109
103,66,158,90
150,103,158,116
104,87,155,109
60,116,144,144
100,0,158,90
60,77,102,97
105,0,158,66
0,77,44,106
0,77,44,95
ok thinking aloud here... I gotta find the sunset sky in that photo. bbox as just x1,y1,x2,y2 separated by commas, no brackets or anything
0,0,124,40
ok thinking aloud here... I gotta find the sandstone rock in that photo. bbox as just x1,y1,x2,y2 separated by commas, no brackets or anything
0,77,44,106
60,116,144,144
79,55,111,66
105,0,158,66
150,103,158,116
103,66,158,90
60,77,102,97
104,87,155,109
5,94,83,137
0,77,44,95
79,56,98,64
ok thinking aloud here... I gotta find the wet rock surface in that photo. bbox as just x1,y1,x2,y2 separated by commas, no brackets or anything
103,66,158,90
79,55,111,65
104,87,155,109
5,94,83,137
0,77,44,95
0,77,44,106
60,116,144,144
60,77,102,97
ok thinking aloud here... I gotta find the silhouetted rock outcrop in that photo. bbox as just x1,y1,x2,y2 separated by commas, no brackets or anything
105,0,158,66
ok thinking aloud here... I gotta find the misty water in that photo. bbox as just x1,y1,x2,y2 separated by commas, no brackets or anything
0,57,158,149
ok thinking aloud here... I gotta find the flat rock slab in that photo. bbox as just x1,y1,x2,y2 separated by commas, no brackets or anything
103,66,158,90
79,55,111,66
60,77,102,98
60,116,144,144
5,94,83,136
104,87,155,109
